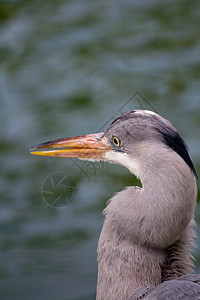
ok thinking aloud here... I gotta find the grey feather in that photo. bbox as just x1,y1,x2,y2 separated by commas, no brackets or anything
129,275,200,300
96,110,198,300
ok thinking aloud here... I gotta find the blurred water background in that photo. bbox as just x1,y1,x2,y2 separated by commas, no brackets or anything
0,0,200,299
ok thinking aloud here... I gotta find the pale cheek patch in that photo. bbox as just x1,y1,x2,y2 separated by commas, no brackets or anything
80,158,103,162
104,151,141,178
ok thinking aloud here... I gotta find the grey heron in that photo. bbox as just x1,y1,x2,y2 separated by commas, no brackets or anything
29,110,200,299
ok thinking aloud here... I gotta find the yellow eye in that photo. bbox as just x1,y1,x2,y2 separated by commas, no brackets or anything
112,136,121,147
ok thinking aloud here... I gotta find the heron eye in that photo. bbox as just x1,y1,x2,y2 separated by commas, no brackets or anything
112,136,121,147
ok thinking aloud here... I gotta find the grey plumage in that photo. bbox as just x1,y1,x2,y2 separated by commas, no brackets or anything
129,275,200,299
97,110,198,299
29,109,199,300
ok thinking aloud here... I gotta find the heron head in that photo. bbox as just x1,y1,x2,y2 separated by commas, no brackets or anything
28,110,197,178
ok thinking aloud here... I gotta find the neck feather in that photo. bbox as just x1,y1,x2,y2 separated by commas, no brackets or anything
97,148,197,299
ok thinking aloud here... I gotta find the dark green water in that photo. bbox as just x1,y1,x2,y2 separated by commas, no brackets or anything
0,0,200,299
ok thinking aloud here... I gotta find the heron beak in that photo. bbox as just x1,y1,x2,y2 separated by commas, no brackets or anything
28,133,112,159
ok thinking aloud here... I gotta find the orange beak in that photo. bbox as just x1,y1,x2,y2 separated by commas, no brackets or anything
28,133,112,159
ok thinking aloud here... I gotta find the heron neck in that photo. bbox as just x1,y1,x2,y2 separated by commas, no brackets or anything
97,223,165,299
134,151,196,249
97,151,197,299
